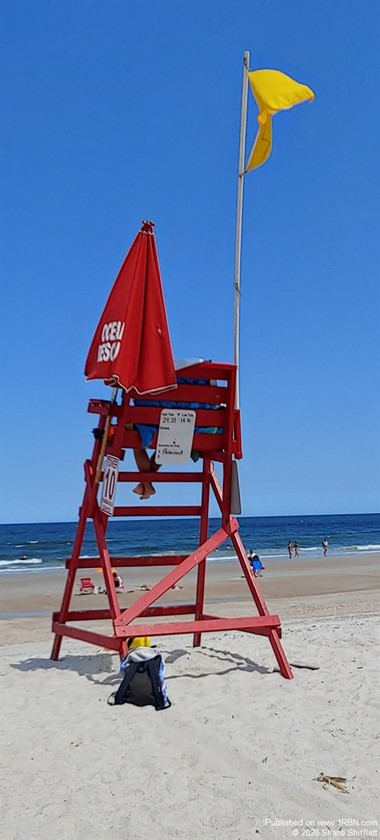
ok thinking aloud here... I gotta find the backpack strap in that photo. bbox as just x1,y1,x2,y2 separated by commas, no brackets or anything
147,656,172,711
107,661,140,706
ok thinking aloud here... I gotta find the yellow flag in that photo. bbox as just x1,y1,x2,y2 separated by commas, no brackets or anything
246,69,315,172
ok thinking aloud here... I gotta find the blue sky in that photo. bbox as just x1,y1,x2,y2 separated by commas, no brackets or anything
1,0,379,523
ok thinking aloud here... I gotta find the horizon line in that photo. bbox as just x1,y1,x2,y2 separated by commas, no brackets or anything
1,511,379,527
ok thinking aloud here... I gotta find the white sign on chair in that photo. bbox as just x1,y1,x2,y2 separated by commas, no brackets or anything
100,455,120,516
156,410,196,465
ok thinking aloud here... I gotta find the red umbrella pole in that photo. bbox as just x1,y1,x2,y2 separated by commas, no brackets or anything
95,388,118,484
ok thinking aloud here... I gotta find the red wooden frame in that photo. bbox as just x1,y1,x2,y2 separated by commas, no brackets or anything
51,362,293,679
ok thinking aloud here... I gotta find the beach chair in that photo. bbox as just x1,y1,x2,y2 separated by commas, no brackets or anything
79,576,95,594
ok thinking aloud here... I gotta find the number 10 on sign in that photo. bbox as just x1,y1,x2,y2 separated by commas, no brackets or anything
100,455,120,516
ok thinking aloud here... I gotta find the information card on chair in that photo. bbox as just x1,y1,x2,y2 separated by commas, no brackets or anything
100,455,120,516
156,410,196,465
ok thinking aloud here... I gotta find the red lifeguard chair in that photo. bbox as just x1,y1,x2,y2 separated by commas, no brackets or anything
51,360,293,679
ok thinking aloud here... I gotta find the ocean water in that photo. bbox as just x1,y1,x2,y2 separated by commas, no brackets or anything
0,513,379,574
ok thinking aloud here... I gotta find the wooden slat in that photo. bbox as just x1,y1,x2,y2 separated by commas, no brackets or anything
131,384,227,404
115,615,281,638
52,609,112,622
124,406,226,425
66,555,189,569
122,432,226,452
142,604,195,617
52,622,122,651
201,615,276,637
52,604,195,623
116,472,202,483
87,400,123,417
113,506,202,517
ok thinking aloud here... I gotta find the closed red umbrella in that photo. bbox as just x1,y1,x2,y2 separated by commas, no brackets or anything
85,221,176,395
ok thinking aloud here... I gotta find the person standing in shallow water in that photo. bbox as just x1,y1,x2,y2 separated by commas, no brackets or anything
322,538,329,556
293,541,300,558
287,541,293,559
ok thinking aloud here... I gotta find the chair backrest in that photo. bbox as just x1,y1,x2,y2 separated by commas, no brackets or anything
80,577,93,586
118,361,242,459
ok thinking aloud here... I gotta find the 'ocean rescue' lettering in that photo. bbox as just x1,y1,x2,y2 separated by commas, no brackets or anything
97,321,125,363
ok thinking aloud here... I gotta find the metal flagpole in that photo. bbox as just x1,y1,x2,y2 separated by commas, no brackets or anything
233,50,250,410
230,51,250,515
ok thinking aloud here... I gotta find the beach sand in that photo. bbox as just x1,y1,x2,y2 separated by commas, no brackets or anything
1,554,379,838
0,552,379,644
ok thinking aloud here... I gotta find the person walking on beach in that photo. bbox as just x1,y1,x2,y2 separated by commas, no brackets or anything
287,541,293,559
248,549,264,577
322,538,329,556
293,541,300,558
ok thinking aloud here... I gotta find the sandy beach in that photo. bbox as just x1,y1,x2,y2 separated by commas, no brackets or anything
0,552,379,644
1,554,379,839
